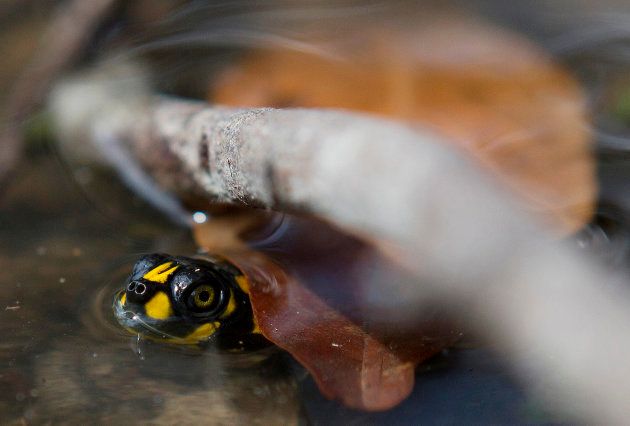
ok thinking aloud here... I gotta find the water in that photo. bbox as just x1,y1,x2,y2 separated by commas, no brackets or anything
0,155,302,424
7,2,630,422
0,149,578,424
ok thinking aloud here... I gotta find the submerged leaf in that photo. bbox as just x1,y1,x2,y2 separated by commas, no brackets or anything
230,250,460,411
193,12,596,410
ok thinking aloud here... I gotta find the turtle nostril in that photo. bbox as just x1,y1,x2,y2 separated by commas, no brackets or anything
135,283,146,295
127,282,137,292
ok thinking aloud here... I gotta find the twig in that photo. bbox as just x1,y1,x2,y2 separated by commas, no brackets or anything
52,75,630,423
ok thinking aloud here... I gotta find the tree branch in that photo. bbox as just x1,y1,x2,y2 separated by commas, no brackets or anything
51,74,630,423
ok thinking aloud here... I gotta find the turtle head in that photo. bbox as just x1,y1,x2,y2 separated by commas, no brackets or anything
113,254,253,345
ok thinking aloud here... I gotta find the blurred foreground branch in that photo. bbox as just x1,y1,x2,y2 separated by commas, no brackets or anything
52,74,630,423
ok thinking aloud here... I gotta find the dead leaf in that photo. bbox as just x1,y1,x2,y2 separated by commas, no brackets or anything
210,15,595,234
229,250,459,411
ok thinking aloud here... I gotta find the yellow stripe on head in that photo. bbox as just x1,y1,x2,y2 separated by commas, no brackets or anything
185,322,220,341
143,261,179,284
145,291,174,320
235,276,250,294
252,321,262,334
220,289,237,319
161,322,220,344
234,276,261,333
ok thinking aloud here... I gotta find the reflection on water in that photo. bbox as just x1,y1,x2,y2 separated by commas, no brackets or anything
5,152,622,424
0,156,301,424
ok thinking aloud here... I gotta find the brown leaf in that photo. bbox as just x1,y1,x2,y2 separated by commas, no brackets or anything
193,211,462,410
230,250,460,411
210,15,595,234
191,208,269,251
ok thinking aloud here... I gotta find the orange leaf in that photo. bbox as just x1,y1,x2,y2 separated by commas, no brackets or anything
230,250,460,411
210,16,595,234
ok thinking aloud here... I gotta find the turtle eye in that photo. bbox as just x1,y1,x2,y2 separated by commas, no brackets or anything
191,285,214,309
185,283,222,317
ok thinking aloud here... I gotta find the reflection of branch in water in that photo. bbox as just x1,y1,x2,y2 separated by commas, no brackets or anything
50,73,630,423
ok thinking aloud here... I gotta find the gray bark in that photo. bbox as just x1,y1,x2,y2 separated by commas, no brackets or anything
51,71,630,424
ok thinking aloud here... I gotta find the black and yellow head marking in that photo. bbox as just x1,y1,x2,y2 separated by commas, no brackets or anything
113,253,267,350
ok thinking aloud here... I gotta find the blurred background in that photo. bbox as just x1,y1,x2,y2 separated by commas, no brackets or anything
3,1,630,424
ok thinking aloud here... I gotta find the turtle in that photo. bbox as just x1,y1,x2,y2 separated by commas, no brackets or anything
113,252,268,351
111,17,597,412
111,213,465,412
